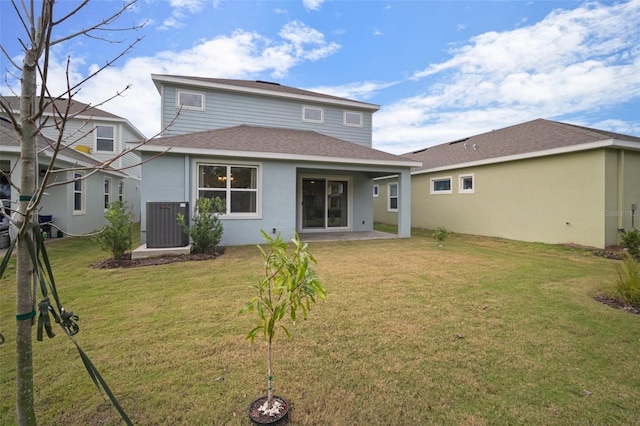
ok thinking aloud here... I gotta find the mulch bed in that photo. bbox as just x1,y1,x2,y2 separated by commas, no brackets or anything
90,246,225,269
593,293,640,316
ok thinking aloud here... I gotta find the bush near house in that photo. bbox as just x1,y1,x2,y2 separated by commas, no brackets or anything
95,201,133,260
619,229,640,257
615,254,640,307
177,197,224,253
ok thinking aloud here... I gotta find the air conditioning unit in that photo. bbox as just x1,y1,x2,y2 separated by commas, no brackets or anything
146,202,189,248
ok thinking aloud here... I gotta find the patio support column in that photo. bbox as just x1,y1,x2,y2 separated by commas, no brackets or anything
397,169,412,238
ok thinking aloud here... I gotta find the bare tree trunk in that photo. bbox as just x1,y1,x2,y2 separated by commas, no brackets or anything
267,335,274,407
16,47,39,425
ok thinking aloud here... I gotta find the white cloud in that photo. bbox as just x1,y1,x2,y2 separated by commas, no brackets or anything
307,80,400,101
47,22,342,137
374,0,640,154
303,0,324,11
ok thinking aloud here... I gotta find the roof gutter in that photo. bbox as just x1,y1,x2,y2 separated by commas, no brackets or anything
131,144,421,168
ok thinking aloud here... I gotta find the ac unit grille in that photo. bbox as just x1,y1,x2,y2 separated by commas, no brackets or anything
147,202,189,248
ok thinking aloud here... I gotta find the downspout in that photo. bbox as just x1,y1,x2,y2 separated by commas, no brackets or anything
184,155,190,203
617,150,624,231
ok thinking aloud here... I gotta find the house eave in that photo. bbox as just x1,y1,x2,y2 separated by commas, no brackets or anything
411,139,638,175
151,74,381,112
133,144,420,168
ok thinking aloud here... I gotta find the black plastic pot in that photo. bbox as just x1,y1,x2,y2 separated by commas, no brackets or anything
247,395,289,425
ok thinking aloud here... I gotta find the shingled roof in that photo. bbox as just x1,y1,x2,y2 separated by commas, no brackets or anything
2,96,124,120
137,124,418,166
404,119,640,173
151,74,380,111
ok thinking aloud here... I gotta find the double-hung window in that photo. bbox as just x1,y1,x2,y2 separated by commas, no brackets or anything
73,172,85,213
197,163,259,216
96,125,114,152
388,183,398,212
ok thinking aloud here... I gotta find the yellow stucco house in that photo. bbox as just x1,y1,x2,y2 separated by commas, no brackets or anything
374,119,640,249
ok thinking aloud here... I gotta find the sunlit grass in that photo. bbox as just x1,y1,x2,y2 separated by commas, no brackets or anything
1,229,639,425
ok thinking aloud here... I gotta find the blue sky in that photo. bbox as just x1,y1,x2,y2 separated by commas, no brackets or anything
1,0,639,154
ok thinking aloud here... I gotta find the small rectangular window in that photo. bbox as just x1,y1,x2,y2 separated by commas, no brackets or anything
302,106,323,123
388,183,398,212
459,174,474,194
118,181,124,202
430,176,452,195
104,178,111,210
373,184,379,198
344,111,363,127
96,125,114,152
73,172,85,213
177,90,204,110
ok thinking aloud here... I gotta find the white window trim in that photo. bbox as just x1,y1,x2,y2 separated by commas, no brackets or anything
430,176,453,195
343,111,363,127
459,173,475,194
95,125,115,153
387,182,398,212
104,177,112,211
302,106,324,124
193,160,262,219
373,184,379,198
117,180,125,203
73,172,86,215
176,90,205,111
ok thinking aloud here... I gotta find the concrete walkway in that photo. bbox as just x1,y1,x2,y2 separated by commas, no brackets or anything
300,230,399,242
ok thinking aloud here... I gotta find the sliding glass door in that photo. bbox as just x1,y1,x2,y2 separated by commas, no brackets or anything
301,178,349,230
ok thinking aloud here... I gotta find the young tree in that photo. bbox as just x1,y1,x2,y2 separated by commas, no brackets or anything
0,1,151,424
96,201,134,260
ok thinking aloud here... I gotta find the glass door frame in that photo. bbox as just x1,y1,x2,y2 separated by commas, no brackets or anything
298,174,353,232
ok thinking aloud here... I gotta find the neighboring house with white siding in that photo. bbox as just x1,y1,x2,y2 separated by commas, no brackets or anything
134,75,419,247
374,119,640,249
1,97,143,236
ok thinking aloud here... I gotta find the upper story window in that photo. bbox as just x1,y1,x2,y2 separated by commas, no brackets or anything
430,176,452,195
177,90,205,111
343,111,363,127
302,106,323,123
96,125,115,152
459,174,474,194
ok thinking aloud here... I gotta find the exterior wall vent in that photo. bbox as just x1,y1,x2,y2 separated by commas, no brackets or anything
146,202,189,248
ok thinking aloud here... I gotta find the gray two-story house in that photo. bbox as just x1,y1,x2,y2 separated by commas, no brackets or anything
1,97,143,237
134,75,419,247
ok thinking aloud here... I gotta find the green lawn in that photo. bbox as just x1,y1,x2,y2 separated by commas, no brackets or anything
1,229,639,425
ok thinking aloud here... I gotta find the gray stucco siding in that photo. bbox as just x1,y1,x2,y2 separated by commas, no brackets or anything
161,85,373,147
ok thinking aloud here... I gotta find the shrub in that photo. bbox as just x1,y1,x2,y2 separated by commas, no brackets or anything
614,253,640,307
433,227,450,244
619,229,640,257
177,197,224,253
96,201,133,260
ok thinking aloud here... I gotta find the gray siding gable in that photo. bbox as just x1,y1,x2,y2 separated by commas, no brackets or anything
158,79,375,148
